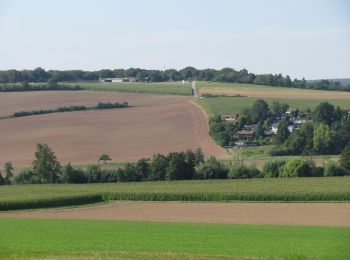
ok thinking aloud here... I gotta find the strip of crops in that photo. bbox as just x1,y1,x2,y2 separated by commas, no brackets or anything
1,178,349,210
1,191,350,211
100,191,350,202
0,194,103,211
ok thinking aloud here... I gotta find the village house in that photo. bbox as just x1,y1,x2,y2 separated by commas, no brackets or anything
271,123,279,134
236,130,255,142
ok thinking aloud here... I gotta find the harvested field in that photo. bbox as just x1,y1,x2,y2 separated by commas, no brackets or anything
1,201,350,227
0,95,227,166
197,82,350,99
0,91,187,116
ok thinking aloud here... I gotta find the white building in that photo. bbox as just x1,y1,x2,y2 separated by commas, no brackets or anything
221,114,239,122
271,123,279,134
99,77,136,83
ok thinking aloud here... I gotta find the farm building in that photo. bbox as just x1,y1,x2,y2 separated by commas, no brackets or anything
99,77,136,83
221,114,239,121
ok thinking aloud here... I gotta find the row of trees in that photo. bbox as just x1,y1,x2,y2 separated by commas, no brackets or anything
11,102,128,118
2,143,350,185
0,81,82,92
0,67,349,91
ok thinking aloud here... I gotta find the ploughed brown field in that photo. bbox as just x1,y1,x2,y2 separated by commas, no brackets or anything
1,201,349,227
0,91,186,116
0,91,227,166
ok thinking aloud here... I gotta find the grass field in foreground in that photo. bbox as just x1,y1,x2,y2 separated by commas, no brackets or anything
65,82,193,96
196,96,350,115
1,218,349,259
1,177,350,210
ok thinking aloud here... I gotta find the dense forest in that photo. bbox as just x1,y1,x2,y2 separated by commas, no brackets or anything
0,67,349,91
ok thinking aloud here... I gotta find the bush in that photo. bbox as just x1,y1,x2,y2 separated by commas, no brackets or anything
263,160,286,178
323,161,349,177
14,170,40,184
340,146,350,170
86,164,102,183
269,147,290,156
61,164,87,183
279,158,312,178
194,156,228,179
228,164,261,179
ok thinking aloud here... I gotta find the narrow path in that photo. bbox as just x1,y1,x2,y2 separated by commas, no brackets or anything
1,201,349,227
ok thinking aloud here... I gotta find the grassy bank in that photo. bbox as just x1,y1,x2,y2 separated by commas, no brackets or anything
1,218,349,259
1,177,349,210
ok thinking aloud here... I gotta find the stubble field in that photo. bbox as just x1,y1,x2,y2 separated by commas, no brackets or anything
0,91,227,166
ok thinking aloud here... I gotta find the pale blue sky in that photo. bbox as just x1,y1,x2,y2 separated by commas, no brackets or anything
0,0,349,79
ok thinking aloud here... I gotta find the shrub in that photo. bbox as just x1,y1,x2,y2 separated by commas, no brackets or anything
149,153,168,181
279,158,312,178
228,164,261,179
323,160,349,177
263,160,286,178
13,170,40,184
194,156,228,179
86,164,102,183
166,152,194,180
61,163,87,183
269,147,290,156
340,145,350,170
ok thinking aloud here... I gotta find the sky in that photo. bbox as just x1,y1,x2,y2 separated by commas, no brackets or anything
0,0,349,79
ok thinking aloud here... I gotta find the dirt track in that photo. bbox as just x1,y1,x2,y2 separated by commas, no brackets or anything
1,201,349,227
0,92,227,166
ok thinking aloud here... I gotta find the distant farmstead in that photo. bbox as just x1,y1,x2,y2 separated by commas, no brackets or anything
221,114,239,121
99,77,136,83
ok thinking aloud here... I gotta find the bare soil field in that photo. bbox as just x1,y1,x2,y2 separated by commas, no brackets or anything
1,201,349,227
0,91,187,116
0,94,227,166
198,86,350,99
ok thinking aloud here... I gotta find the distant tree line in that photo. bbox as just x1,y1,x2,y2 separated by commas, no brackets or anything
9,102,128,119
2,143,350,185
0,67,349,91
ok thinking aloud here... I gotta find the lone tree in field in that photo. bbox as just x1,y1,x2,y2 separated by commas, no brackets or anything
99,154,112,164
32,143,61,183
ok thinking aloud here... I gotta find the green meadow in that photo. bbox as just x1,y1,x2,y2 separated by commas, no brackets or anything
1,218,349,259
196,96,350,115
